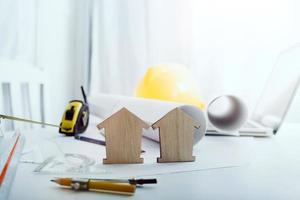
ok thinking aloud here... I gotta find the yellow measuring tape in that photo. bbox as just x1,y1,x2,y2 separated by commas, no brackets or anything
0,114,60,128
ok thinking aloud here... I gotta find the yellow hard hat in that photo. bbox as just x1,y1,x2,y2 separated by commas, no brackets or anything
135,64,205,110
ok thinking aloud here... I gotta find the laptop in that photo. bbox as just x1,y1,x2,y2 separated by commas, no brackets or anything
206,45,300,137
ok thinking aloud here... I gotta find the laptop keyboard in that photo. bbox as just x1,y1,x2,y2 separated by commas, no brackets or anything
208,121,257,130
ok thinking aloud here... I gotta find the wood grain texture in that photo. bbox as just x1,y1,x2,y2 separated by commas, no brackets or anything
152,108,200,163
97,107,149,164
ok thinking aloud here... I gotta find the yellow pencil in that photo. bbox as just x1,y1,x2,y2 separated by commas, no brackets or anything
51,177,136,195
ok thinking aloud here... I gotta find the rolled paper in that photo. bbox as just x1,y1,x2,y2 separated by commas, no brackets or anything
207,95,248,133
89,93,248,142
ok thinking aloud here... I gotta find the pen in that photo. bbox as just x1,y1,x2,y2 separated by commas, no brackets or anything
74,135,106,145
74,135,146,153
51,177,137,195
89,178,157,185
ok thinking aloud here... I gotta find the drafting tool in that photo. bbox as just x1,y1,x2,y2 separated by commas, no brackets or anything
74,135,106,145
51,177,138,195
34,153,95,174
0,86,89,136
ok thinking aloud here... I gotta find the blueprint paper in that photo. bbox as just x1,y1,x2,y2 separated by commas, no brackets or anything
23,128,254,178
88,93,207,144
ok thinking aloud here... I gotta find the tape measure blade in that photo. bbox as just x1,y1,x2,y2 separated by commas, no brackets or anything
0,114,59,128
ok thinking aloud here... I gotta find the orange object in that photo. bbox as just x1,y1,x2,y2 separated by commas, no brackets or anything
0,135,20,186
51,177,137,195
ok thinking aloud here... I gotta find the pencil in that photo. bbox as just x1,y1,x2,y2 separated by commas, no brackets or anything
51,177,137,195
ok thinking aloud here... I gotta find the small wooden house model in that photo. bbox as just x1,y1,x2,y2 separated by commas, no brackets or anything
97,107,149,164
152,108,200,163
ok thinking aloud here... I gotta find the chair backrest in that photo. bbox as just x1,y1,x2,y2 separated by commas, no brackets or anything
0,59,47,132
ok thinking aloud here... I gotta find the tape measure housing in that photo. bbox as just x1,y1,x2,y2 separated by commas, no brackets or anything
59,100,89,136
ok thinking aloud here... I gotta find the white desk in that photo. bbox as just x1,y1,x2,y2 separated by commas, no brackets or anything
7,123,300,200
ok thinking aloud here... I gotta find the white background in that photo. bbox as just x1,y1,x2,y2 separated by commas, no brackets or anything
0,0,299,123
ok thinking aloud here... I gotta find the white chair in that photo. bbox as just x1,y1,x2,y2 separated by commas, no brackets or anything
0,59,47,132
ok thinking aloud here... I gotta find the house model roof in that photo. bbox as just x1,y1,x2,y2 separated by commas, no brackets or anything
152,107,200,129
97,107,149,129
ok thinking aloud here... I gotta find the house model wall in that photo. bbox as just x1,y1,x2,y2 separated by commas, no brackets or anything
152,108,200,163
97,107,149,164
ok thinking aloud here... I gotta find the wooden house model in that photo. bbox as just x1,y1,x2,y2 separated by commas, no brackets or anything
97,107,149,164
152,107,200,163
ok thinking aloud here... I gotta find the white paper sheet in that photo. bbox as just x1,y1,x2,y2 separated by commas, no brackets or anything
24,128,254,178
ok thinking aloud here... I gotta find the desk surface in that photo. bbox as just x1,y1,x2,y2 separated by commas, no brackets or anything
7,123,300,200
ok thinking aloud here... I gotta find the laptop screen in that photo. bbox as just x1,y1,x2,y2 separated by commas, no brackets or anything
252,44,300,133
